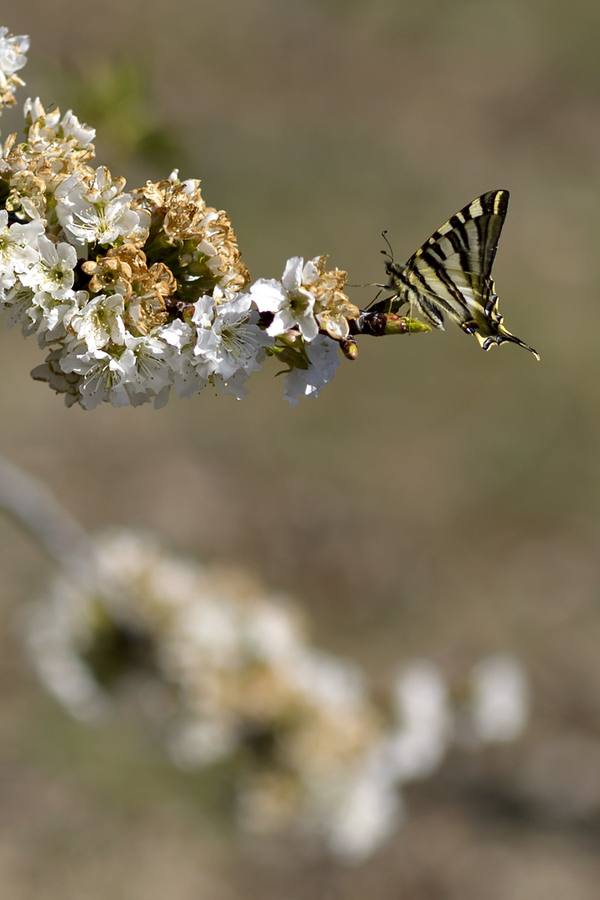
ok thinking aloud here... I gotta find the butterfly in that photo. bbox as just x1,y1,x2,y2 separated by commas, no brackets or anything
368,190,539,359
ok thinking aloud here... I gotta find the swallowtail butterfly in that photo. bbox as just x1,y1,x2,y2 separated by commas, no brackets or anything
371,190,539,359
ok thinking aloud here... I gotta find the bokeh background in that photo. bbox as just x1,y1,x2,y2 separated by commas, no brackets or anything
1,1,600,897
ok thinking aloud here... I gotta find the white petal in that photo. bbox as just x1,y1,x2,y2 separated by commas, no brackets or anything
249,278,286,313
298,310,319,342
266,308,295,336
302,258,321,285
281,257,304,292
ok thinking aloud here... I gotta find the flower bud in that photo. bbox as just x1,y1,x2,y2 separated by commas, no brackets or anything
384,315,431,335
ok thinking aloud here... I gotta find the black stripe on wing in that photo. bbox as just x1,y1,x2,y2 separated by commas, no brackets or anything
409,190,509,284
402,190,509,326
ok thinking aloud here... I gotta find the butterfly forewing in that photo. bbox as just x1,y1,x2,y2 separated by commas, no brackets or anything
410,190,508,279
405,190,509,329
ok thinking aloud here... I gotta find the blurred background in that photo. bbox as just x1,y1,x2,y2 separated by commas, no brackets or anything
1,0,600,897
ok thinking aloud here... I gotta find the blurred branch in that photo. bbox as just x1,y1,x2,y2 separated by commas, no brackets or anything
0,453,99,585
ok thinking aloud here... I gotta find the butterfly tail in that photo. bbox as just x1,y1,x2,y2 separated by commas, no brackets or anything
478,327,540,361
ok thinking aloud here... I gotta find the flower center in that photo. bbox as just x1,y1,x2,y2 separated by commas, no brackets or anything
290,290,310,315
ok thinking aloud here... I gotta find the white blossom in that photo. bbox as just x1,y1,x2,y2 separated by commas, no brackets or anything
250,256,320,341
24,95,58,127
69,292,126,352
24,96,95,150
160,318,194,352
0,27,28,75
284,333,340,404
59,343,130,409
0,211,43,289
59,109,96,147
0,282,36,331
56,167,149,250
119,333,172,407
22,235,77,299
0,27,28,100
193,289,272,382
0,27,381,408
30,347,81,407
170,354,210,399
30,288,84,343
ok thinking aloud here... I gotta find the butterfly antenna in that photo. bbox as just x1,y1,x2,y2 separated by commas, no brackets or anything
381,229,394,262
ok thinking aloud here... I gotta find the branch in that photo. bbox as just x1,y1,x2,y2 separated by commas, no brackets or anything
0,453,99,585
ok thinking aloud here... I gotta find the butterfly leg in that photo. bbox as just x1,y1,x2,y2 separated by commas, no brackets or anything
363,287,387,311
369,293,401,313
392,295,409,314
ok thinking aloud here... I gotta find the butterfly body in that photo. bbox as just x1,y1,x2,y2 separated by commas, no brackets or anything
371,190,539,359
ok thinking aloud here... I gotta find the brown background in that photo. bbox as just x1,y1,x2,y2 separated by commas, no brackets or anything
1,1,600,897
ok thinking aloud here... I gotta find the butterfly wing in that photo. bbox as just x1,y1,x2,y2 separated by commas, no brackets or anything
401,190,538,358
405,189,508,327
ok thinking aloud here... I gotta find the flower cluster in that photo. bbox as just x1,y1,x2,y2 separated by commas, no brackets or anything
0,26,421,409
24,528,530,862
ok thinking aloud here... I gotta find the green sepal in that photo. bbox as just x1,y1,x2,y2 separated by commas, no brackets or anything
267,335,310,374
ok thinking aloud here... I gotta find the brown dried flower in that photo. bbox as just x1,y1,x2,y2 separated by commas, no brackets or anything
82,253,134,298
135,174,250,295
126,261,175,334
310,257,359,341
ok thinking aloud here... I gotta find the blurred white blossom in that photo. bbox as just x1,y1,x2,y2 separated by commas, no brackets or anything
386,660,452,781
325,761,404,863
467,654,530,743
23,527,531,864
